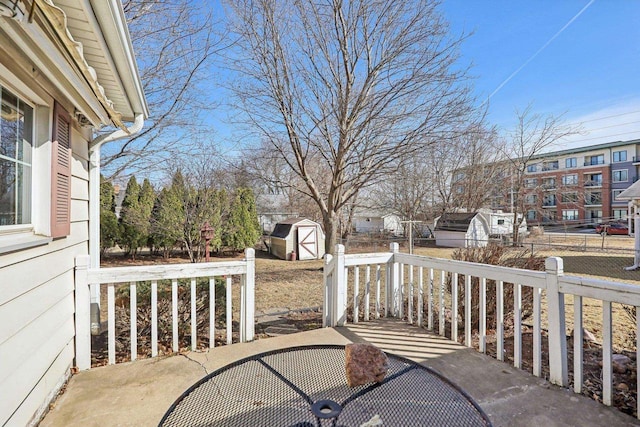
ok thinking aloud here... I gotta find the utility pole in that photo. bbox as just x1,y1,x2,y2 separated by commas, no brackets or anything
400,219,422,254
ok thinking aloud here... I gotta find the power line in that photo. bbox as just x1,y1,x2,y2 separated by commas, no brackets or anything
580,120,640,133
559,129,640,144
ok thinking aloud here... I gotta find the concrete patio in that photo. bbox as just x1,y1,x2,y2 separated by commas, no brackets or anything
40,320,639,427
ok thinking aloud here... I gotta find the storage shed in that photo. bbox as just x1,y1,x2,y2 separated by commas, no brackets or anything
270,218,326,260
434,212,489,248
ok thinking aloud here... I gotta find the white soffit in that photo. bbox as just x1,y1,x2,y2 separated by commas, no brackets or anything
39,0,147,124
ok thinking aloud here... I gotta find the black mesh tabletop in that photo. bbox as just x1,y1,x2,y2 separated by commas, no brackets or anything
159,345,492,427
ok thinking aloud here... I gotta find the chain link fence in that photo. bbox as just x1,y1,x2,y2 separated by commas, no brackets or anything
338,232,638,282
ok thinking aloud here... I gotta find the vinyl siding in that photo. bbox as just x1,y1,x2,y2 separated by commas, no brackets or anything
0,121,89,426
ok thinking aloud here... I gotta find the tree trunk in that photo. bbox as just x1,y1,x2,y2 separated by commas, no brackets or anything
323,211,339,255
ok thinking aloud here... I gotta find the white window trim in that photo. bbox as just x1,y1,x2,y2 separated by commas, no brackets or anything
0,72,54,253
612,150,627,163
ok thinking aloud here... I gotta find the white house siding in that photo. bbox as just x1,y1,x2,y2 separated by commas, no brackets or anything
0,125,90,426
354,217,384,233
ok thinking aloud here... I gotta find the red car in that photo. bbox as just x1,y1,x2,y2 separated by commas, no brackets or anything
595,222,629,235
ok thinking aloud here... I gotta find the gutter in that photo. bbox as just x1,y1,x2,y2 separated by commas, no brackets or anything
88,113,145,334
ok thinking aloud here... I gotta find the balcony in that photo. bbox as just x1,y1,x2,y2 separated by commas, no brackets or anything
584,160,605,167
38,246,640,426
633,156,640,164
584,180,603,187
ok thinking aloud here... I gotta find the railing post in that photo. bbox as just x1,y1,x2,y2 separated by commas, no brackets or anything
334,244,347,326
74,255,92,370
240,248,255,342
386,243,400,317
545,257,568,387
323,253,334,327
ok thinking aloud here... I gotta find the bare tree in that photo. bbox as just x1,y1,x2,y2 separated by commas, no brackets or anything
429,124,502,216
500,105,581,243
100,0,226,179
370,154,434,226
223,0,474,253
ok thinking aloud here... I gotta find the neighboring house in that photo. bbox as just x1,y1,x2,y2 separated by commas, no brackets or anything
0,2,147,426
353,211,403,236
434,212,490,248
255,193,298,234
269,218,326,260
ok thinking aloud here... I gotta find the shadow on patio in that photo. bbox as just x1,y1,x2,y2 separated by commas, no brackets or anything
41,319,637,427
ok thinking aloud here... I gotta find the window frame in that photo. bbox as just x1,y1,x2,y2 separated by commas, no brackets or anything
0,84,35,234
612,169,628,182
562,209,579,221
612,150,627,163
565,157,577,168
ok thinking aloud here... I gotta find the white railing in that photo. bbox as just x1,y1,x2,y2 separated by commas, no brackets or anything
324,243,640,419
74,249,255,370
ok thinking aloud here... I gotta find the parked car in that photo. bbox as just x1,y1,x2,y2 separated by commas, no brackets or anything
595,222,629,235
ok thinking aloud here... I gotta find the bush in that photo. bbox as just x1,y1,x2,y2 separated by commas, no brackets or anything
450,244,545,333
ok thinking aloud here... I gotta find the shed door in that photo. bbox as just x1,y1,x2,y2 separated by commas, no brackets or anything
297,226,318,260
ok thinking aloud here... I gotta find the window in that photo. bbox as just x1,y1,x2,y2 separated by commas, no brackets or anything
542,161,558,171
542,178,556,189
0,86,33,227
525,194,537,204
586,192,602,205
613,189,625,201
453,172,465,182
612,169,628,182
527,164,537,173
562,210,579,221
542,211,556,223
526,210,536,220
585,173,602,186
584,154,604,166
565,157,577,168
563,192,578,203
562,174,578,186
613,209,628,220
587,210,602,222
456,185,464,194
543,194,556,207
524,178,537,188
613,151,627,162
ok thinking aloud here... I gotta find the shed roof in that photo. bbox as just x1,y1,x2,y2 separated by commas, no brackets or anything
435,213,478,232
617,180,640,200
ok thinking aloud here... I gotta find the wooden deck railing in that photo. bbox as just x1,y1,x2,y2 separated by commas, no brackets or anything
324,243,640,419
74,249,255,370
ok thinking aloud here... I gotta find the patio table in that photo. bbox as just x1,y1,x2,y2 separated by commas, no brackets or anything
159,345,492,427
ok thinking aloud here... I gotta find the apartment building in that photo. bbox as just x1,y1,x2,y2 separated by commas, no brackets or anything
451,139,640,227
521,140,639,226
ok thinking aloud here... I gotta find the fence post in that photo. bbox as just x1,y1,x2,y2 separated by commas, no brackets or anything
334,244,347,326
323,253,334,327
74,255,92,370
386,243,400,317
545,256,568,387
241,248,255,342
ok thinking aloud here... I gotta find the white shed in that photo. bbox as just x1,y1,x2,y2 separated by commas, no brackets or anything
434,213,490,248
270,218,326,260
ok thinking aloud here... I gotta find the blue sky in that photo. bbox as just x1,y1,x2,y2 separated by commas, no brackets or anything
439,0,640,147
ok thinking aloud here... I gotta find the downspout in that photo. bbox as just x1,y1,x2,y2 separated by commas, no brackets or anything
88,113,145,334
